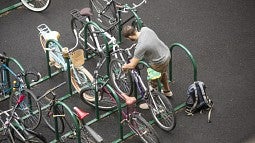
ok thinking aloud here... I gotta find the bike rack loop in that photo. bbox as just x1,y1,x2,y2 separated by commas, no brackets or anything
169,43,197,82
52,101,81,143
0,57,25,101
0,2,23,15
84,21,112,77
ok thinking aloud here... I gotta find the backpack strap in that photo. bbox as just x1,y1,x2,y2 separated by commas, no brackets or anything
198,81,208,104
197,81,213,123
189,82,199,113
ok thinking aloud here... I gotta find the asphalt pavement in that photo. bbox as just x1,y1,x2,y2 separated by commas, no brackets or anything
1,0,255,143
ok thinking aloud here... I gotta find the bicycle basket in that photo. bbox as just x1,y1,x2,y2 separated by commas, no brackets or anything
70,49,85,68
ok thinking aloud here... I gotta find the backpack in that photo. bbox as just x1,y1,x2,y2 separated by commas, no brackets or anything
185,81,213,123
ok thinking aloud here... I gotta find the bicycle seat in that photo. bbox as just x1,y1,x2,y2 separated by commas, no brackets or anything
147,68,161,80
73,107,89,120
80,7,93,16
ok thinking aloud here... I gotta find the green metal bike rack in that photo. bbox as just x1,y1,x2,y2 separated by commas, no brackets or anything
169,43,197,82
0,57,25,101
0,2,23,15
51,101,81,143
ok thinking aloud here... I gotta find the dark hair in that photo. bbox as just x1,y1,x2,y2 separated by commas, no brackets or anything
122,25,136,38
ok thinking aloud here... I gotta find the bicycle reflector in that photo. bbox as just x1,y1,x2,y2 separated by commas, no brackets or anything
17,95,25,104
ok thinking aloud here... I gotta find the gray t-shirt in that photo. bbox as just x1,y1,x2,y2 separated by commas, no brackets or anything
134,27,170,65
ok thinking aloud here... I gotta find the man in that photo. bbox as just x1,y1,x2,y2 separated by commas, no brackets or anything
121,25,173,103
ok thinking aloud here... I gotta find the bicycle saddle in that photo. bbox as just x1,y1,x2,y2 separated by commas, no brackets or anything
73,107,89,120
80,7,93,16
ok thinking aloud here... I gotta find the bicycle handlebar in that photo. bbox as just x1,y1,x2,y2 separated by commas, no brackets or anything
116,0,146,12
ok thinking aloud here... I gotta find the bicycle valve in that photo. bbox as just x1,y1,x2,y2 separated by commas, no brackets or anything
62,47,69,58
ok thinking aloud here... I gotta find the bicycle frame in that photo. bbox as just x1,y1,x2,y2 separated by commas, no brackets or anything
0,95,40,142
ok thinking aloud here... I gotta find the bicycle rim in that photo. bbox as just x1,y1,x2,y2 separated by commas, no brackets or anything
110,59,133,96
21,0,51,12
89,0,117,29
9,88,41,130
55,104,80,143
70,67,94,93
149,91,176,131
40,97,65,134
80,84,117,111
129,113,160,143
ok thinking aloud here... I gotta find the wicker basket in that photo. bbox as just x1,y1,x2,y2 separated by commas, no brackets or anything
70,49,85,68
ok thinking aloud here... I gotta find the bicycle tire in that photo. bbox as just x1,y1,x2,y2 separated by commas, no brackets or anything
9,88,41,130
54,103,80,143
149,91,176,131
39,35,66,70
70,66,94,93
21,0,51,12
79,84,117,111
129,113,160,143
89,0,118,29
109,58,133,96
40,96,65,134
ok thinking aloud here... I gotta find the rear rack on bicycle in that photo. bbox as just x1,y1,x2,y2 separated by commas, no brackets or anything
70,9,89,24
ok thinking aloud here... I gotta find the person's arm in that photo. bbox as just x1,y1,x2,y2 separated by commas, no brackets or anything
122,57,140,71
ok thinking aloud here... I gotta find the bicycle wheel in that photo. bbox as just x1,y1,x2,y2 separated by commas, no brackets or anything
9,88,41,130
21,0,51,12
79,83,117,111
129,113,160,143
109,58,133,96
40,96,65,134
70,66,94,93
54,103,80,143
149,91,176,131
89,0,118,29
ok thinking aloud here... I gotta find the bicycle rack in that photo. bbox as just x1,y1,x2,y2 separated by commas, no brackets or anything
0,2,23,15
169,43,197,81
0,57,25,101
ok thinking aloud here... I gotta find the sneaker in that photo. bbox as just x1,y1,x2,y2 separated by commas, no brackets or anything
139,103,149,110
163,90,173,97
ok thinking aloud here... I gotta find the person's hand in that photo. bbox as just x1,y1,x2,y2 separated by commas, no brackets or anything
122,64,128,72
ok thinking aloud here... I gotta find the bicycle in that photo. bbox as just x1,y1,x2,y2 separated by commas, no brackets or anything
20,0,51,12
38,82,103,143
88,0,146,32
37,24,94,93
0,95,47,143
109,44,176,131
0,53,42,130
70,0,146,69
79,59,160,143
